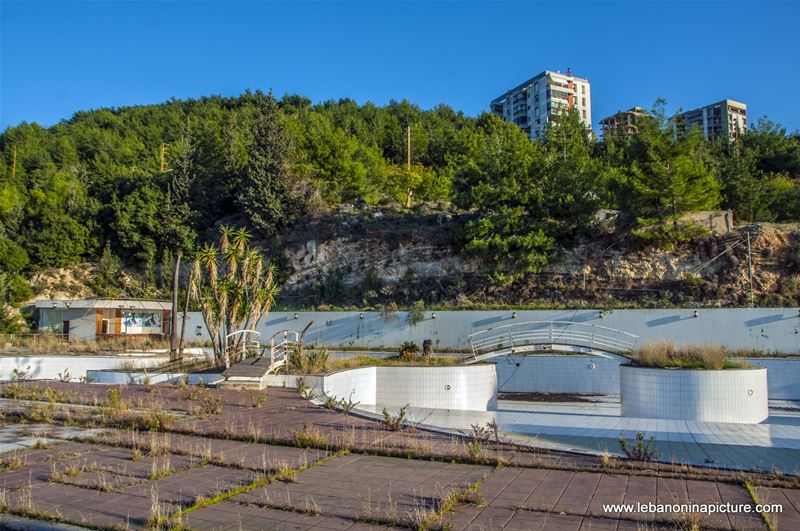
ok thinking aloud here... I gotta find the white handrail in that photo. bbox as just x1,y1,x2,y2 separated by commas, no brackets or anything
467,320,639,359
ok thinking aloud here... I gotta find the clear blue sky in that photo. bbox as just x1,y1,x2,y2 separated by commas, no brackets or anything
2,1,799,132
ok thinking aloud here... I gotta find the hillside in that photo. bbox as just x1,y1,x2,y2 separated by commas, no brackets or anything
2,92,800,330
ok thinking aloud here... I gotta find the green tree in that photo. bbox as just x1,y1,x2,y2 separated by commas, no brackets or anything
451,114,553,280
625,115,721,243
238,94,292,236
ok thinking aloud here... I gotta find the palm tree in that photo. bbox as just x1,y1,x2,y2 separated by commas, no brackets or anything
189,227,279,367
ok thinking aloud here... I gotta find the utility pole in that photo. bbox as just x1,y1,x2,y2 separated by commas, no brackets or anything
406,125,411,171
404,125,413,208
159,143,169,172
11,146,17,179
746,231,754,307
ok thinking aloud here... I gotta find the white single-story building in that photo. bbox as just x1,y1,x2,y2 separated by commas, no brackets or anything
35,299,173,342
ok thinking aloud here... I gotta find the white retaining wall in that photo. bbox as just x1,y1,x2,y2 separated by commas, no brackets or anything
184,308,800,354
620,365,769,423
319,365,497,411
0,355,169,381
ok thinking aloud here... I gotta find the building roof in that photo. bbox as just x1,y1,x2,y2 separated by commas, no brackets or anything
598,107,647,124
680,99,747,116
491,70,589,104
34,299,172,311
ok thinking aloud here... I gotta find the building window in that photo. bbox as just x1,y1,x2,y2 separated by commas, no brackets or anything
582,98,586,106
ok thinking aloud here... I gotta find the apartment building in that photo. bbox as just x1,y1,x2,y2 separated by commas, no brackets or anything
676,99,747,141
599,106,647,140
490,69,592,141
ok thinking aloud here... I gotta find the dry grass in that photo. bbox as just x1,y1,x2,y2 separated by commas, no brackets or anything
3,334,173,354
630,341,750,370
326,355,463,372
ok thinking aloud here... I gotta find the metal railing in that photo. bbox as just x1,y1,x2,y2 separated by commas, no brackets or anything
269,329,299,373
224,329,262,365
467,320,639,360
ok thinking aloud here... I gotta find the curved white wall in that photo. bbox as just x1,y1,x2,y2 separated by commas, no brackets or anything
319,365,497,411
620,365,768,423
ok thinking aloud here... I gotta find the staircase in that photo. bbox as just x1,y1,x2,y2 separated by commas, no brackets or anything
219,329,298,389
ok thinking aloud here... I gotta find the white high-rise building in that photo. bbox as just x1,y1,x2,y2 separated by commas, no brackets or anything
490,69,592,142
676,99,747,142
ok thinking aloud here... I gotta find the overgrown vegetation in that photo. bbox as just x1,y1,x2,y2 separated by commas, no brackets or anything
630,341,751,369
286,348,330,374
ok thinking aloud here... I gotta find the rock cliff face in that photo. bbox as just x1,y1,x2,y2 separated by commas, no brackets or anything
277,209,800,308
26,208,800,309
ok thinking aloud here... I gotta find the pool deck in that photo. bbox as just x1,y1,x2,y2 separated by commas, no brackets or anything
0,382,797,530
359,397,800,474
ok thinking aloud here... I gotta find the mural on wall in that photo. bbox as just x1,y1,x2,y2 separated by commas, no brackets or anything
121,312,162,334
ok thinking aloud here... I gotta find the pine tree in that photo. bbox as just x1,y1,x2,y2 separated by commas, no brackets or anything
239,94,291,236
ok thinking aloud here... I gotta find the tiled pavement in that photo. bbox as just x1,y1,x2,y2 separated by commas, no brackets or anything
443,467,768,530
0,383,798,529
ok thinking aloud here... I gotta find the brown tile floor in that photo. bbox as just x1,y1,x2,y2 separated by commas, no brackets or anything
444,467,770,530
0,382,796,530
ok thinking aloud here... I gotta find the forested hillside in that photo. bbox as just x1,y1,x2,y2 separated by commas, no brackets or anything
1,92,799,329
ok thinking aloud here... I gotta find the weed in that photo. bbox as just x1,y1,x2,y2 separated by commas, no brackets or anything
338,392,360,416
619,432,659,461
600,450,619,469
200,394,222,415
149,455,172,480
246,419,262,443
0,451,26,471
293,423,328,449
56,369,72,383
322,393,338,410
106,387,124,410
249,391,268,409
382,406,408,432
466,441,482,460
745,481,778,531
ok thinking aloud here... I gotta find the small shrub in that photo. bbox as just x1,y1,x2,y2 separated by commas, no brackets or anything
619,432,659,461
466,440,481,460
321,393,338,410
106,388,124,410
467,422,498,444
339,392,360,416
249,391,268,409
56,369,72,383
288,348,329,374
296,377,311,398
398,341,419,359
200,394,222,415
382,406,408,432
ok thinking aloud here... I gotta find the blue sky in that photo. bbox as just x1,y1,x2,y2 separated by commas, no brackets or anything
2,1,799,132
